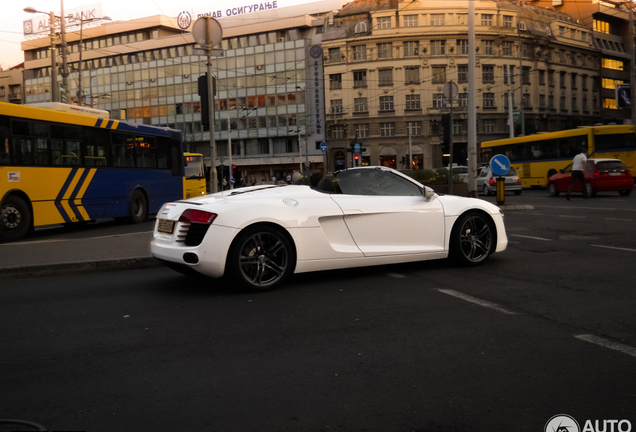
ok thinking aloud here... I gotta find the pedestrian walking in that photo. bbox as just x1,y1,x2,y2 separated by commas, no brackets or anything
566,145,588,201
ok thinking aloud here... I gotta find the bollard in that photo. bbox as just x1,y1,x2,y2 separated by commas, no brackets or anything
496,176,505,206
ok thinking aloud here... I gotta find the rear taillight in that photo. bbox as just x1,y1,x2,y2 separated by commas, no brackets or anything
517,178,521,184
489,177,496,185
179,209,217,224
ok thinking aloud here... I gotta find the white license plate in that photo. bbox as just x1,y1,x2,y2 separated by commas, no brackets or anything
158,219,175,234
609,172,621,176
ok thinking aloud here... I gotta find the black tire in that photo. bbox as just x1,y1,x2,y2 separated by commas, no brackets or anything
0,195,32,242
513,190,521,195
547,182,559,197
227,225,295,291
128,189,148,224
584,183,593,199
483,185,490,196
450,211,495,266
618,189,632,196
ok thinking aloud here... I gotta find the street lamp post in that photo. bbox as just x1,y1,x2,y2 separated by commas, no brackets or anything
24,7,59,101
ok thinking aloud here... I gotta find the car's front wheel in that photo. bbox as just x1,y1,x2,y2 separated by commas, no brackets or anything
450,212,495,266
547,182,559,197
618,189,631,196
227,225,295,291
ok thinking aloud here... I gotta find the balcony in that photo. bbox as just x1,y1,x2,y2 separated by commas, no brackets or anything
377,110,395,116
404,109,422,115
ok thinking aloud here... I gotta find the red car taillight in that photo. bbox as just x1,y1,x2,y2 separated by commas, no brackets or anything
517,178,521,184
489,177,496,185
179,209,218,224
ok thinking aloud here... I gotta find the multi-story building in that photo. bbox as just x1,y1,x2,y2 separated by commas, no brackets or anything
529,0,634,124
0,65,24,104
21,0,343,183
322,0,601,170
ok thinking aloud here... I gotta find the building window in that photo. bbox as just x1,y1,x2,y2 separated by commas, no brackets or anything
329,74,342,90
406,94,421,110
354,22,368,33
430,14,444,26
405,66,420,84
432,66,446,83
457,65,468,83
432,93,446,108
380,122,395,136
331,99,343,114
404,41,419,57
353,45,366,61
377,16,391,29
458,39,468,55
559,26,565,37
572,96,578,111
522,43,529,57
571,73,577,89
355,124,369,138
354,97,368,112
481,14,493,26
484,40,493,55
522,67,531,85
378,69,393,86
379,96,394,111
458,93,468,107
502,41,512,56
539,94,546,109
483,119,495,133
560,71,567,88
354,70,367,87
332,125,345,139
593,19,610,34
329,48,341,63
582,75,588,90
582,97,588,111
539,70,546,85
453,120,462,135
560,96,567,111
431,40,446,55
404,15,418,27
482,65,494,83
503,15,512,27
548,70,555,86
377,43,392,59
407,121,422,136
602,58,623,71
548,95,555,109
483,92,495,108
504,94,516,109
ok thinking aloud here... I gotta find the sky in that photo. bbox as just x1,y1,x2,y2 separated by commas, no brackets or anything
0,0,323,70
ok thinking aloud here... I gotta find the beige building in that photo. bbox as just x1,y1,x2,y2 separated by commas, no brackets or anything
0,65,24,104
322,0,602,170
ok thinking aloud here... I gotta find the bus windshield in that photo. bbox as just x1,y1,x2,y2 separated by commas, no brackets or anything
184,154,205,179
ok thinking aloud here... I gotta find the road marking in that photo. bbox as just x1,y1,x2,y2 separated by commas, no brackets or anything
590,244,636,253
559,215,586,219
509,234,552,241
575,335,636,359
437,289,518,315
605,218,633,222
386,272,405,278
0,231,153,246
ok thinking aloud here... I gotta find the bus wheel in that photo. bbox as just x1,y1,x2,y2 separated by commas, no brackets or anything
129,189,148,224
0,195,32,242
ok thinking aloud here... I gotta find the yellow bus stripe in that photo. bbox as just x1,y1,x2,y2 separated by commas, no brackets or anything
76,168,96,199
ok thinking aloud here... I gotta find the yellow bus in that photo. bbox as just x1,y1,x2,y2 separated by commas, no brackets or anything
481,125,636,187
0,102,192,242
183,152,207,198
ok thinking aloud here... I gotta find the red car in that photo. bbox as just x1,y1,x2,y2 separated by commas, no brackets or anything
547,158,633,197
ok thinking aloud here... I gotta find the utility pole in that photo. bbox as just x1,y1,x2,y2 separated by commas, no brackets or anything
60,0,69,103
629,2,636,126
508,65,514,138
467,0,478,198
49,11,58,102
519,39,525,135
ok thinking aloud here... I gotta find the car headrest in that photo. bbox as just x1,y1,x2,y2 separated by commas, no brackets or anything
316,177,335,192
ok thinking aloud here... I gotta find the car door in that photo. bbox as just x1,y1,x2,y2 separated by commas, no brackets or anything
329,169,445,257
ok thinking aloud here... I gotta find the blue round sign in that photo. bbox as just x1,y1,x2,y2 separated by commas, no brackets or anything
490,154,511,176
320,141,328,152
230,178,236,185
354,143,361,152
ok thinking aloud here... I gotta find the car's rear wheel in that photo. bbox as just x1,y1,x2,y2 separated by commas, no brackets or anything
227,225,295,291
618,189,631,196
585,183,593,198
548,182,559,197
483,185,490,196
450,211,494,266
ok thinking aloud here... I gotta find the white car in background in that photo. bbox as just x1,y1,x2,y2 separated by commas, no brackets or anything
151,166,508,291
476,166,522,196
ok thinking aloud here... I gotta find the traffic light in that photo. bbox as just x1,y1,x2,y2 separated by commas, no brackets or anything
442,114,451,145
198,74,216,132
354,153,360,165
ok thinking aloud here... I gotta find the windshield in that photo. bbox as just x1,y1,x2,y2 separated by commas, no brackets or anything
184,155,205,179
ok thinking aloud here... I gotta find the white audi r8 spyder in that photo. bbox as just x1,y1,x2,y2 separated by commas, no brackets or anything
151,166,507,291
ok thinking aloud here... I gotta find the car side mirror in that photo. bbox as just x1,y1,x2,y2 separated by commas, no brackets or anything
560,169,564,174
423,186,435,202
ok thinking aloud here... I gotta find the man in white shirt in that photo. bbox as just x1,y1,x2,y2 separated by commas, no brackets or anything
566,146,588,201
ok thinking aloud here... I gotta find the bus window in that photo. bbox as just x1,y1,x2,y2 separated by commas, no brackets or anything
112,132,135,167
136,136,157,168
63,140,81,166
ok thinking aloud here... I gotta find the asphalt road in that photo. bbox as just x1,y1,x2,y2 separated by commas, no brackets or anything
1,189,635,432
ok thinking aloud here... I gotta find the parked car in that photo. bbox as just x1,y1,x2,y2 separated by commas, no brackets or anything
151,166,508,291
547,158,633,197
476,166,522,196
450,165,469,183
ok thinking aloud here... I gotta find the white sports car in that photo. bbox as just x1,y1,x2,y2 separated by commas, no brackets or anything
151,166,507,291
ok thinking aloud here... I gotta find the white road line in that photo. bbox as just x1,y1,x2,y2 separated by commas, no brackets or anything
386,273,405,278
509,234,552,241
575,335,636,359
590,244,636,253
605,218,633,222
559,215,586,219
437,289,518,315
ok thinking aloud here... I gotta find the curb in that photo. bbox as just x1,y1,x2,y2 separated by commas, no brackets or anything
0,257,162,279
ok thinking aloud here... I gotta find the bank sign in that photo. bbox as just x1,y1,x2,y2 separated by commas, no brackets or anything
23,2,106,37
